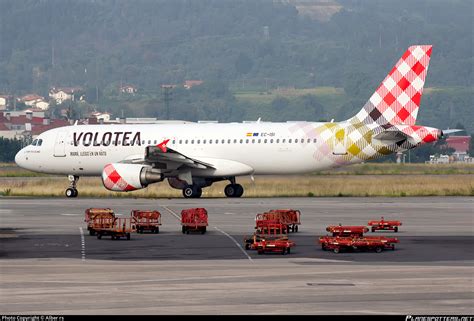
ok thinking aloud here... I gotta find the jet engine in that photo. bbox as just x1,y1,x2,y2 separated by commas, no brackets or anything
101,163,163,192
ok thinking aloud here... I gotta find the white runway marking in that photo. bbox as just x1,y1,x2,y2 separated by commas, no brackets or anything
161,206,181,220
60,213,80,216
79,227,86,262
214,226,253,262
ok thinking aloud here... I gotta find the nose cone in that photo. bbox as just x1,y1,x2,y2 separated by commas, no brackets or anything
15,149,24,168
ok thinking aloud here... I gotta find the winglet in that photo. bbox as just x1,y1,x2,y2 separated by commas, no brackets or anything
157,139,170,152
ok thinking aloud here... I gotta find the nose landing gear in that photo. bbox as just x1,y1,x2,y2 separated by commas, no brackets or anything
65,175,79,198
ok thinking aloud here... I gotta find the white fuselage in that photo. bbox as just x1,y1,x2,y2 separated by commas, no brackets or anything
15,121,348,177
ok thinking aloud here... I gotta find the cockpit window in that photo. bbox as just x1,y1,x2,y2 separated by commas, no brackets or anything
31,139,38,146
37,139,43,146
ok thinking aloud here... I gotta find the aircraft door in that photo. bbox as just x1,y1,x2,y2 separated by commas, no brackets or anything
54,131,67,157
332,127,348,155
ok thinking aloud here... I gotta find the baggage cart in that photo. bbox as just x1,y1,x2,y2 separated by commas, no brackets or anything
132,210,162,233
94,217,134,240
84,208,115,236
368,217,402,232
255,209,301,232
181,208,208,234
326,225,369,237
319,236,399,253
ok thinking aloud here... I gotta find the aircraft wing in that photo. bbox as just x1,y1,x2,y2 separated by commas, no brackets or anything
144,145,215,169
119,145,215,170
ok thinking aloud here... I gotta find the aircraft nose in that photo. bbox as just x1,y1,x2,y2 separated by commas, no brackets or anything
15,149,24,168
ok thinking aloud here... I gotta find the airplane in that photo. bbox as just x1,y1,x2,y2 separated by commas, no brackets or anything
14,45,453,198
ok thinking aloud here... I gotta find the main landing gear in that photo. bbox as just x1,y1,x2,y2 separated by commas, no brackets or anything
65,175,79,198
224,177,244,198
182,185,202,198
180,177,244,198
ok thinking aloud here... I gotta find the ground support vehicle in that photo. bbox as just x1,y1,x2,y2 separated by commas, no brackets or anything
326,225,369,237
132,210,161,233
368,217,402,232
181,208,208,234
94,217,134,240
319,236,399,253
245,221,295,255
84,208,115,236
255,209,301,232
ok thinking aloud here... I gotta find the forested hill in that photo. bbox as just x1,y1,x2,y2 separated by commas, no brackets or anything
0,0,472,131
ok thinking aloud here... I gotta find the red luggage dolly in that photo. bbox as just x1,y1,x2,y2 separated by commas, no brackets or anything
326,225,369,237
181,208,208,234
245,221,295,255
93,217,134,240
84,208,115,236
255,209,301,232
132,210,162,234
368,217,402,232
319,236,398,253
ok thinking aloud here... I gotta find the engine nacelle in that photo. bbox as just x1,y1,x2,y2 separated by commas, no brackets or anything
101,163,163,192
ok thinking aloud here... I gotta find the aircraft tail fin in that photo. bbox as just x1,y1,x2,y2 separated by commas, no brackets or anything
350,45,432,127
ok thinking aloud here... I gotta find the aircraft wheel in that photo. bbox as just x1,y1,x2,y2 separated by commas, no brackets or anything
224,184,244,198
65,188,77,198
182,185,202,198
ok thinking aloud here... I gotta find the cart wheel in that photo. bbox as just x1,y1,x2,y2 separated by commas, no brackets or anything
287,248,291,254
156,227,159,234
295,225,298,232
281,249,286,255
322,245,326,251
97,234,102,239
186,230,189,234
375,247,382,253
394,227,398,232
257,250,264,255
111,235,115,240
333,248,340,254
89,230,95,236
182,226,185,234
126,233,131,240
392,245,395,251
245,244,250,250
371,227,375,232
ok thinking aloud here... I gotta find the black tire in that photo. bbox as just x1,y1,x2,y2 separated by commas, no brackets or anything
234,184,244,197
156,227,159,234
245,244,250,250
394,227,398,232
126,233,131,240
287,248,291,254
186,230,189,234
89,229,95,236
182,186,194,198
371,227,375,232
257,250,264,255
375,247,382,253
182,226,186,234
65,188,76,198
333,247,340,254
224,184,236,197
97,234,102,239
111,235,116,240
295,225,299,232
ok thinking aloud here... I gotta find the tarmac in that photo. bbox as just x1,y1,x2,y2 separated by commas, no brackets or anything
0,196,473,315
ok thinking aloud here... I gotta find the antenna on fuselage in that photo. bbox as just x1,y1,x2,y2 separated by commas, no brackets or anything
74,120,78,126
257,117,261,123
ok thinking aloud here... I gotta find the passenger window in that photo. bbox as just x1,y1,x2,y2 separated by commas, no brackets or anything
239,139,243,144
313,138,317,143
276,139,279,143
179,140,182,144
172,140,176,144
245,139,249,144
215,140,218,144
203,140,206,144
222,139,225,144
270,139,273,143
191,140,194,144
38,139,43,146
227,139,231,144
258,139,261,143
295,139,298,143
154,140,157,144
197,140,200,144
142,140,145,144
289,139,292,143
264,139,267,143
185,140,188,144
252,139,255,144
283,139,286,143
233,139,237,144
32,139,38,146
148,140,151,144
